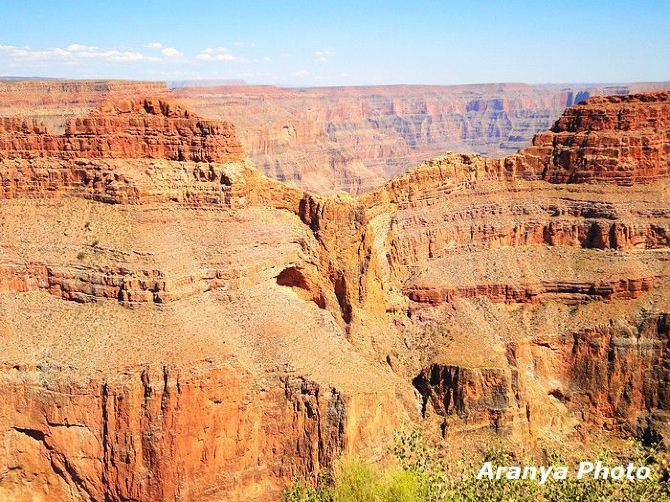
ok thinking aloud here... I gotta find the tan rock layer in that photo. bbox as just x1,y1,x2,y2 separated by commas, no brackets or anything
404,276,659,305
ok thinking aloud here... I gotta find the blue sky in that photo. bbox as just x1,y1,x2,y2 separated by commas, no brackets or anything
1,1,668,86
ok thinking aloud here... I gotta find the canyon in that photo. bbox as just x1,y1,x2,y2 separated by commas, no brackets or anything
173,82,670,192
4,79,670,194
0,85,669,501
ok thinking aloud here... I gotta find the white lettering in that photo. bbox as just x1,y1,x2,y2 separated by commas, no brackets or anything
554,466,568,480
610,466,625,480
538,466,553,484
576,461,594,479
476,461,650,482
506,466,521,480
593,461,609,480
522,466,537,480
636,466,650,480
476,461,494,480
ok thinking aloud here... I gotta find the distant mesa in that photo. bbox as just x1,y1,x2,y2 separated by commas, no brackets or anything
2,78,670,193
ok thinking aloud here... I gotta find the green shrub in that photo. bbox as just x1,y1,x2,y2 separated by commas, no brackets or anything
284,430,670,502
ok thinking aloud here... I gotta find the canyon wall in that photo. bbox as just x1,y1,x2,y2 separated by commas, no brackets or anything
3,78,670,194
360,91,670,445
0,97,410,501
0,97,243,163
0,79,168,133
174,82,670,193
0,91,669,500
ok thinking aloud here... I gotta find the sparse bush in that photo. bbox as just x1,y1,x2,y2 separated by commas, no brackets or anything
283,429,670,502
76,251,86,260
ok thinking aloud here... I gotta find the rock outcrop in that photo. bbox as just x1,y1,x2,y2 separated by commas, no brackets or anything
362,92,670,445
0,96,410,501
1,91,670,500
513,91,670,184
0,79,169,132
175,82,670,193
0,97,244,163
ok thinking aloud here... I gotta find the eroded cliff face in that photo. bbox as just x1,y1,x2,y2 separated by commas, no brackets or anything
0,97,244,163
1,91,670,500
358,91,670,448
174,82,670,193
0,80,170,139
510,92,670,184
4,79,670,194
0,97,410,501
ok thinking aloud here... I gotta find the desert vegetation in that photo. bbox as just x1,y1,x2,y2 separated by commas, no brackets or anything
284,430,670,502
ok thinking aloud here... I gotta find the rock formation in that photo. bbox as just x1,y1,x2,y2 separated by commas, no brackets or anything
359,91,670,445
0,97,243,163
517,92,670,184
4,79,670,194
0,79,169,132
174,82,670,193
0,91,669,500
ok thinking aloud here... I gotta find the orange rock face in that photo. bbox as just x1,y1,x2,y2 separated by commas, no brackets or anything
0,79,169,132
513,92,670,184
0,92,670,500
0,97,244,163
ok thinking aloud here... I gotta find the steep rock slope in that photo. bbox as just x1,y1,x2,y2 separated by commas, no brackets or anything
0,99,411,501
519,92,670,184
0,92,669,500
360,91,670,443
175,82,670,193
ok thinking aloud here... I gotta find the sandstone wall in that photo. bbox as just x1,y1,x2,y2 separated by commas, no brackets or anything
0,97,244,163
175,82,670,193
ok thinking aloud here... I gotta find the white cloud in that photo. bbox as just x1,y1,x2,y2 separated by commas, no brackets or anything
291,69,312,78
262,56,272,62
161,47,182,57
195,47,240,62
146,42,163,49
66,44,99,52
313,50,335,62
0,43,154,63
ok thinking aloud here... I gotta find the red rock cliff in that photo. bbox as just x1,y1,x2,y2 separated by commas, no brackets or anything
513,91,670,184
174,82,670,193
0,97,244,163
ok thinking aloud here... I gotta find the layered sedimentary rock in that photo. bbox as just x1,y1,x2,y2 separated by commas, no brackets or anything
360,92,670,444
1,91,670,500
0,99,410,501
175,82,670,193
519,92,670,184
0,79,169,133
4,79,670,194
0,97,244,163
